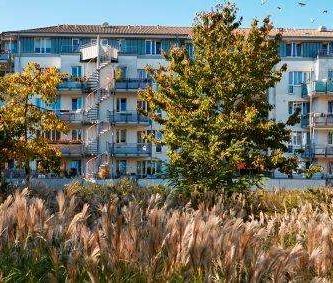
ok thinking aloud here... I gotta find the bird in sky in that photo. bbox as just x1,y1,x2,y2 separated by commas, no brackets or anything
310,18,316,23
298,2,306,7
277,6,283,11
322,10,328,14
261,0,268,5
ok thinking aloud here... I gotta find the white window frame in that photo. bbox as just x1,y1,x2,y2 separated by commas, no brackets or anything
34,38,51,54
291,131,303,147
116,98,127,112
116,129,127,143
286,42,302,57
145,40,162,55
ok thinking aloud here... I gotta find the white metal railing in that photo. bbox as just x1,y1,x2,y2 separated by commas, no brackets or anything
80,43,118,61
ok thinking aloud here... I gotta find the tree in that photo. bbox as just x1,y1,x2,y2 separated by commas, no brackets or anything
0,62,68,185
140,3,299,194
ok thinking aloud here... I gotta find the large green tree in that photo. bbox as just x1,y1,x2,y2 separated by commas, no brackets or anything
0,62,68,185
140,3,298,193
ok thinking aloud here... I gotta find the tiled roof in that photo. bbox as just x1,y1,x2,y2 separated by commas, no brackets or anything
2,24,192,37
3,25,333,39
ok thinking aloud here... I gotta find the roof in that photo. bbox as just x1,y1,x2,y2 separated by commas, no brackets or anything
2,25,333,40
2,24,192,37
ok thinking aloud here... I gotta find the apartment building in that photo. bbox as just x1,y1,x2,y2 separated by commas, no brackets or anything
1,24,333,178
0,24,193,179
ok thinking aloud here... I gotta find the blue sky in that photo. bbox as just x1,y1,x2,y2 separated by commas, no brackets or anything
0,0,333,32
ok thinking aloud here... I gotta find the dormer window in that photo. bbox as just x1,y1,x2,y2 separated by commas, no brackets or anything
286,42,302,57
34,38,51,54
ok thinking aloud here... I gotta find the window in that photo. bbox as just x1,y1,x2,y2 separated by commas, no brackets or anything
72,97,82,111
34,38,51,54
91,38,97,45
137,100,148,111
155,41,162,54
156,131,163,153
116,160,127,176
101,38,108,45
329,101,333,113
329,70,333,81
72,129,82,141
288,101,308,115
137,160,162,176
69,160,81,176
145,40,162,55
72,38,80,52
116,129,127,143
71,66,82,77
72,38,80,46
116,98,127,112
288,71,308,94
322,43,329,55
137,131,146,144
44,130,60,141
137,69,148,79
145,40,152,54
286,42,302,57
328,133,333,148
291,131,303,146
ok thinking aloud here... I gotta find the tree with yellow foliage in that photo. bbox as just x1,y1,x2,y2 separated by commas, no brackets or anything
0,62,68,186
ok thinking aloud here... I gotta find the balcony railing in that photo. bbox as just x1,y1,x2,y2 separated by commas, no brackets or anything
304,81,333,96
108,111,150,125
115,78,153,90
54,143,83,156
311,113,333,127
55,110,82,122
58,80,88,91
298,145,333,157
317,49,333,57
313,146,333,156
80,43,118,62
108,143,152,157
60,45,81,53
0,53,10,61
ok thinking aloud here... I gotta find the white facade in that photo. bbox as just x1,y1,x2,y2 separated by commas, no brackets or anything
271,52,333,176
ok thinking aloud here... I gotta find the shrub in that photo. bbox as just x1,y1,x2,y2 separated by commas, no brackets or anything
1,187,333,281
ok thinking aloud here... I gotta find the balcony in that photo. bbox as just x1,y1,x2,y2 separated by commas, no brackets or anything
55,110,82,123
313,146,333,157
289,84,308,97
53,143,83,156
108,143,152,157
58,80,88,91
80,43,118,62
115,78,153,91
311,113,333,128
304,81,333,97
108,111,150,125
317,49,333,58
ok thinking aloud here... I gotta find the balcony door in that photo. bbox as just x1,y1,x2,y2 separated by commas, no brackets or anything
72,97,82,111
116,129,127,144
116,98,127,112
116,160,127,177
